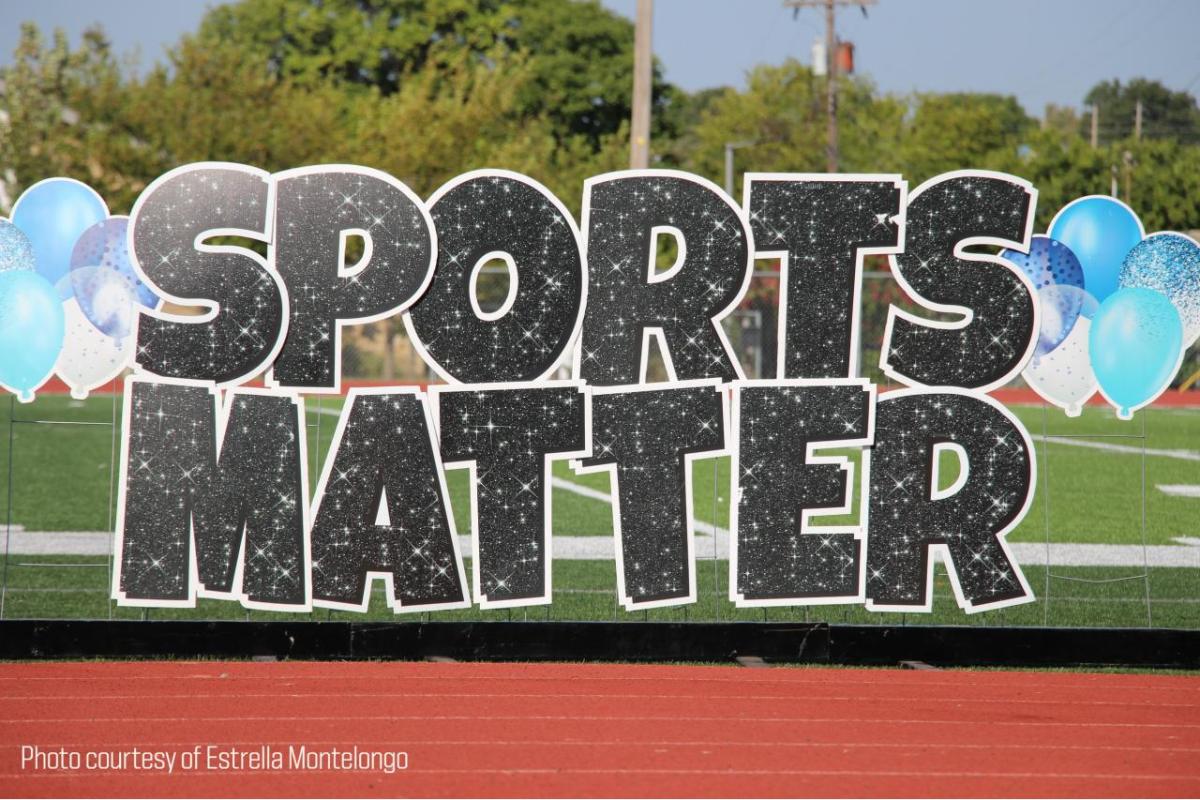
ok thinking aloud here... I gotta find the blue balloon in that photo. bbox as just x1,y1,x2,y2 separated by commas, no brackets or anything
1049,196,1143,303
69,216,160,311
1002,235,1086,355
0,219,35,274
11,179,108,299
0,270,66,402
1089,287,1183,419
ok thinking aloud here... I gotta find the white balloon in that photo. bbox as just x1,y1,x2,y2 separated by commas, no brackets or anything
1023,316,1097,417
55,297,133,399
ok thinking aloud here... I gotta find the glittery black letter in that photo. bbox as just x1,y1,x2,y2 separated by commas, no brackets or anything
577,173,751,385
132,164,283,386
310,390,468,612
406,172,585,383
865,390,1035,612
271,167,435,391
745,176,904,378
882,171,1037,390
731,381,874,605
579,382,726,609
114,379,309,609
435,384,588,606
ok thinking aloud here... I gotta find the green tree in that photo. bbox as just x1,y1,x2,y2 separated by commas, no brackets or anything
1042,103,1079,137
191,0,680,148
0,23,158,212
1081,78,1200,146
656,85,726,167
984,127,1109,228
1114,137,1200,231
680,66,1035,194
683,60,905,197
895,92,1034,183
333,49,626,208
126,36,350,176
984,128,1200,232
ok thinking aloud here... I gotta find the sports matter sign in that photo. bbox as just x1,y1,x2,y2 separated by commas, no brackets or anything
1,164,1193,617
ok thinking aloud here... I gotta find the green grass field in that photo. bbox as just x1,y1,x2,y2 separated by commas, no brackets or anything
2,555,1196,629
1,391,1197,627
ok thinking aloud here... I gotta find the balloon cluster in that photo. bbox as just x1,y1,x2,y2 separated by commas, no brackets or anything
0,179,160,402
1004,196,1196,419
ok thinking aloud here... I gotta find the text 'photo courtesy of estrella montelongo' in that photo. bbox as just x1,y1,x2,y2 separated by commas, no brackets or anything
0,162,1197,615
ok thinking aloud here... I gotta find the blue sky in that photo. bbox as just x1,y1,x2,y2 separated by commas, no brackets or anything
2,0,1197,116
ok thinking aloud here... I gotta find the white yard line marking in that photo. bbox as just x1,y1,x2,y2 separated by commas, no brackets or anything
1,532,115,556
7,530,1200,567
549,477,611,504
550,477,725,535
1159,485,1200,498
1033,435,1200,461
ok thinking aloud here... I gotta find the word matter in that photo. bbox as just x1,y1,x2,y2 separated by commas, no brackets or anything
113,163,1041,615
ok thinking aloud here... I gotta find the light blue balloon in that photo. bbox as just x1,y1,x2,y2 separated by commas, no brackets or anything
1089,287,1183,419
11,178,108,299
0,270,66,402
1049,196,1144,303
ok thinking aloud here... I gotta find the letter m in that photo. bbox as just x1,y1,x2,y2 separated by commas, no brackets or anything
112,377,310,610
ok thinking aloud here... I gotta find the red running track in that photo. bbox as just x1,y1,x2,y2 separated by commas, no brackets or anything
0,661,1197,798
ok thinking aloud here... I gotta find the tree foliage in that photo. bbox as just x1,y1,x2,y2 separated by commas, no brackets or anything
0,23,157,210
329,48,627,207
2,3,1199,234
893,92,1033,182
191,0,679,146
683,60,905,197
1081,77,1200,146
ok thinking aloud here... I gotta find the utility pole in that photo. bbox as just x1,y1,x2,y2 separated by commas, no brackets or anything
630,0,653,169
1134,98,1143,140
1123,149,1134,204
1090,104,1099,148
784,0,875,172
724,140,756,197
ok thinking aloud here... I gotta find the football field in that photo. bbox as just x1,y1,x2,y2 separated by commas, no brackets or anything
2,391,1198,628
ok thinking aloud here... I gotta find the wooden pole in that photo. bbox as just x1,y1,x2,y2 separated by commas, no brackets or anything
824,0,838,172
630,0,653,169
784,0,876,171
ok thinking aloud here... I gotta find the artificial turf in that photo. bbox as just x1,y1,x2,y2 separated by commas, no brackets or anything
3,393,1196,545
0,392,1196,628
1,555,1194,629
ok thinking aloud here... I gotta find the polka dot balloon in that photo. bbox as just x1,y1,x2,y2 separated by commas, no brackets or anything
68,216,159,310
1001,235,1087,356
